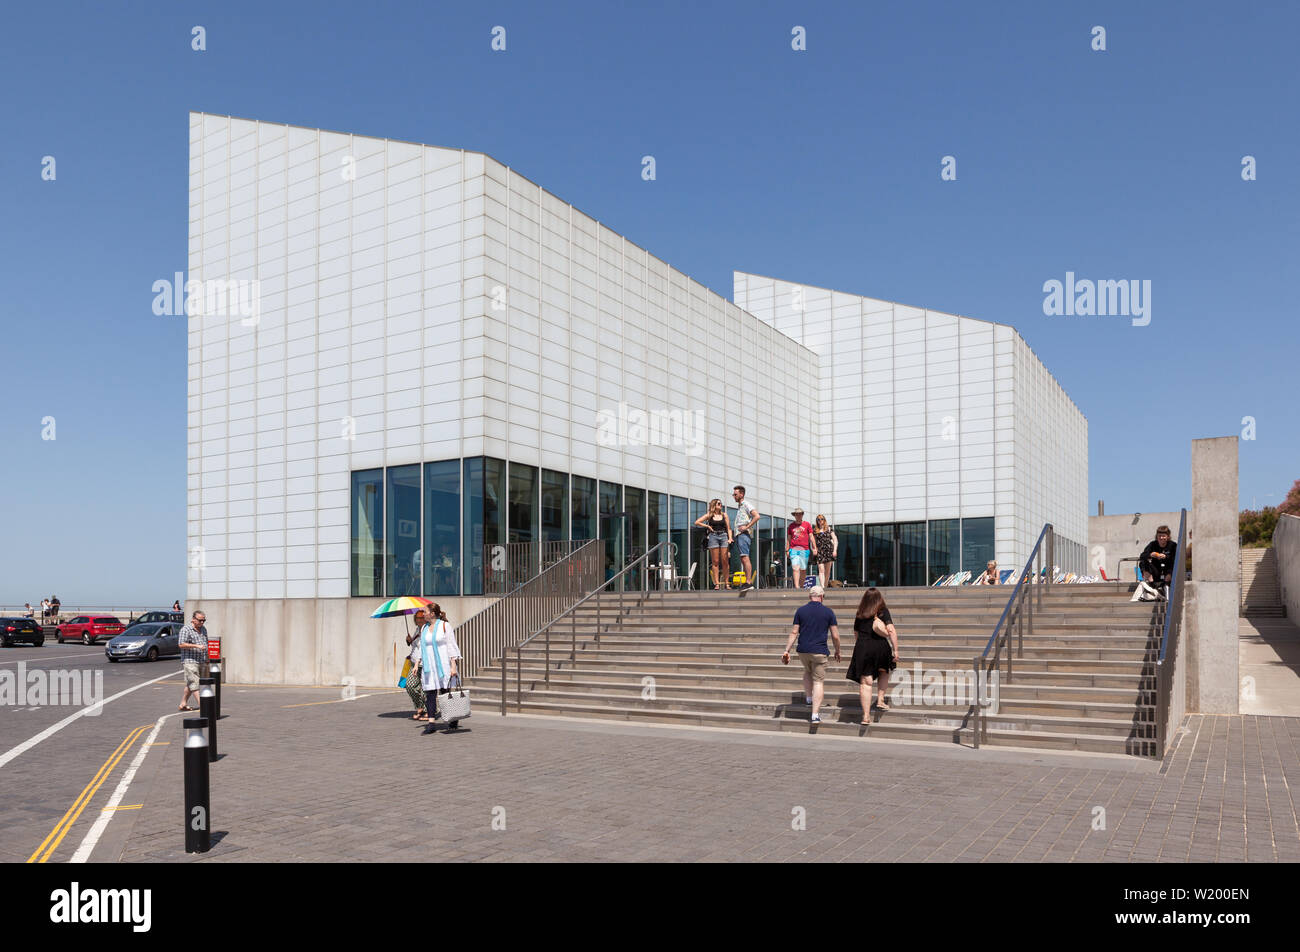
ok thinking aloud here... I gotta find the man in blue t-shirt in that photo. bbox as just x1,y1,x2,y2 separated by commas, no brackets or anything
781,585,841,723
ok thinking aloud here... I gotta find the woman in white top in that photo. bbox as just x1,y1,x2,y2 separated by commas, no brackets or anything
419,603,463,733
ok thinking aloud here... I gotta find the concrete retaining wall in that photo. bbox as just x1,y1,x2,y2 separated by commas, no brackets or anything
1275,514,1300,622
1088,512,1183,580
193,596,496,689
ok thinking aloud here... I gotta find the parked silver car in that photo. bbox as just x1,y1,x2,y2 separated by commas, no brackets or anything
104,622,180,662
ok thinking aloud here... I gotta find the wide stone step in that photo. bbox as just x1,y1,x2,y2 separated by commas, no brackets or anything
516,642,1156,664
471,693,1149,752
486,660,1148,691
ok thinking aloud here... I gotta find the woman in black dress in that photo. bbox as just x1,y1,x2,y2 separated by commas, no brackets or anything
846,587,899,722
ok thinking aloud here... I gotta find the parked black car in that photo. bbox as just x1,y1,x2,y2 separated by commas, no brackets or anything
121,610,184,635
1,617,45,647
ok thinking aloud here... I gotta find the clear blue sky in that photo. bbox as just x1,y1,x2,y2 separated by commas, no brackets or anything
2,1,1295,604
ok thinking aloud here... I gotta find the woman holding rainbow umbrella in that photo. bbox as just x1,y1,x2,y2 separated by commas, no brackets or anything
418,602,463,733
370,595,435,721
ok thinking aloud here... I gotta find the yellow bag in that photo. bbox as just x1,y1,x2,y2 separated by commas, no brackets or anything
731,570,747,586
398,657,414,688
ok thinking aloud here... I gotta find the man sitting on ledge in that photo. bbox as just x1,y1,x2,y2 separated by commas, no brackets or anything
1133,525,1177,601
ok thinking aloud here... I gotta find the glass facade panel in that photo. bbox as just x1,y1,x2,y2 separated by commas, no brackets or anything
423,461,459,596
350,468,383,597
756,515,772,588
540,470,569,542
670,496,689,582
599,481,622,583
690,499,707,589
625,486,645,588
961,517,996,576
835,524,864,586
384,464,421,597
899,521,926,586
462,456,505,596
726,506,740,578
571,475,596,541
507,463,538,544
865,524,894,587
648,491,668,585
773,517,787,588
928,518,959,584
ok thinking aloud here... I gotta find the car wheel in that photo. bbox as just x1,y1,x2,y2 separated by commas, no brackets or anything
83,632,92,645
108,656,119,662
146,647,158,662
1,637,11,648
33,637,44,647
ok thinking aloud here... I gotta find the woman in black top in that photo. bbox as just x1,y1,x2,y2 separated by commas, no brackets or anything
846,587,899,722
694,499,733,590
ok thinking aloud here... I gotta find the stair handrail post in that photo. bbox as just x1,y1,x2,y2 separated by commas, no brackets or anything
972,654,982,749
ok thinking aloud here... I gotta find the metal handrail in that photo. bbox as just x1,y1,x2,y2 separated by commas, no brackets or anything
481,540,593,596
1154,509,1188,756
503,541,678,715
969,522,1054,748
457,538,603,679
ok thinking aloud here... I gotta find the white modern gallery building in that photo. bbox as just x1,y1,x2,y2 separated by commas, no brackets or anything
186,112,1088,685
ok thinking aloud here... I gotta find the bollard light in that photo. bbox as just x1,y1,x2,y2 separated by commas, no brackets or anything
199,679,217,762
209,658,222,720
183,717,211,854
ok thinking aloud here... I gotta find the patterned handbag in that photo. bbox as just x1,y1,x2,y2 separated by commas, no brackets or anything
440,675,471,721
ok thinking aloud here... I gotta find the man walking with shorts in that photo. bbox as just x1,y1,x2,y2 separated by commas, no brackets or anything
788,508,812,589
732,485,760,591
178,610,209,712
782,585,841,723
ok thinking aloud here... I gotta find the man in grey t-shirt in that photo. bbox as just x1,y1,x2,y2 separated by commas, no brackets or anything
732,485,760,591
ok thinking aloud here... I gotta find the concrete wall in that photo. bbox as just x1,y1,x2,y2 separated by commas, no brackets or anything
1275,514,1300,622
1185,436,1239,714
1088,511,1183,581
195,595,495,688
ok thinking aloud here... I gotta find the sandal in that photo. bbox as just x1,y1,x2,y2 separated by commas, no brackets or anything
178,704,196,712
875,699,891,712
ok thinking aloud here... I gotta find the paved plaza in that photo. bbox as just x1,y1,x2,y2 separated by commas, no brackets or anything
99,683,1300,863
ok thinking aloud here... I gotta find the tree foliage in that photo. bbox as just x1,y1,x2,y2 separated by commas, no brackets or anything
1280,479,1300,517
1239,507,1279,547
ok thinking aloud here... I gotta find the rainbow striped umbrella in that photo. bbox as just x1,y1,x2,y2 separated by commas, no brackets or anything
370,595,433,619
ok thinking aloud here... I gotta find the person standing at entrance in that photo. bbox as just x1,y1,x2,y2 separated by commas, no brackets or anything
731,486,759,591
810,515,838,589
781,585,841,723
695,499,733,591
787,509,812,589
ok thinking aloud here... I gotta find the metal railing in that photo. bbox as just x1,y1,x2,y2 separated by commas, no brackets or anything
969,523,1054,748
502,541,678,714
481,540,595,596
457,539,602,678
1153,509,1189,756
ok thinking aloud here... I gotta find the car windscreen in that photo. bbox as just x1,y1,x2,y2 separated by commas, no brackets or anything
93,617,122,625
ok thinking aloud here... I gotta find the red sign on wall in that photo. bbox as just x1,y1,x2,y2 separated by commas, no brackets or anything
207,637,221,661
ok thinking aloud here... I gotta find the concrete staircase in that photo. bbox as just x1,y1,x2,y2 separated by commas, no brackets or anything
1241,548,1286,617
468,583,1163,756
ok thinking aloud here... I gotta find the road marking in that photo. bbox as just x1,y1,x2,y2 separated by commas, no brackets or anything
100,804,143,812
0,668,179,771
0,650,104,666
28,725,149,863
71,712,180,863
145,742,170,747
281,692,394,708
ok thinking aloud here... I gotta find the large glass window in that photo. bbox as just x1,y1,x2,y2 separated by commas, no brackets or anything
508,463,538,544
726,506,741,578
625,486,646,588
899,522,926,586
571,475,596,541
756,514,772,588
961,517,995,576
462,456,506,596
540,470,569,542
865,524,894,587
350,469,383,597
670,496,689,582
423,461,460,596
773,516,787,588
928,519,959,584
599,481,622,583
690,499,707,589
648,491,668,584
385,464,422,597
835,524,864,586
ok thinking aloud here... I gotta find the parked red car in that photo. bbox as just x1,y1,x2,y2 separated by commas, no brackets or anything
57,616,125,645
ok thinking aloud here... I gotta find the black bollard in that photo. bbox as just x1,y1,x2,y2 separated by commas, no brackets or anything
198,679,217,762
210,657,222,720
183,717,211,853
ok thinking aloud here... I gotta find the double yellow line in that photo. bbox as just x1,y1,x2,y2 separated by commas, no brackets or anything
27,724,151,863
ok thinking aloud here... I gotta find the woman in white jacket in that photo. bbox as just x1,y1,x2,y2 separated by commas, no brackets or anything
419,603,463,733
